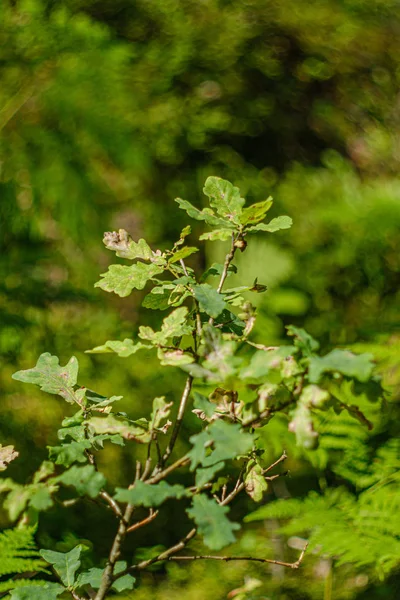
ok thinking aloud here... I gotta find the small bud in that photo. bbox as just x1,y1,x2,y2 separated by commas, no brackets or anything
234,238,247,252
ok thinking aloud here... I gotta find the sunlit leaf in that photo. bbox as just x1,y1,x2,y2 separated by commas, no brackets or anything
203,177,245,224
240,198,273,226
87,414,150,443
95,262,164,297
12,354,79,403
309,350,375,383
85,339,150,357
103,230,153,261
246,216,292,233
0,445,18,471
168,246,199,263
193,284,226,318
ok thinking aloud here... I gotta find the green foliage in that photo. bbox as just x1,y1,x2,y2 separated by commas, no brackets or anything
40,545,82,588
5,176,392,600
115,481,188,507
186,495,240,551
12,354,79,403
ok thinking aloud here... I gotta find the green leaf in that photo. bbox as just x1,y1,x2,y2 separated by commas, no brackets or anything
175,198,231,228
57,465,106,498
240,198,273,226
87,414,150,443
246,215,292,233
203,177,245,223
244,460,268,502
193,392,216,419
12,353,79,403
287,325,320,357
201,263,237,282
0,444,18,471
300,384,330,408
75,567,103,589
95,262,164,297
199,229,233,242
139,307,192,345
189,420,253,470
308,350,375,383
10,583,65,599
48,440,91,467
288,403,319,449
103,230,153,261
115,480,188,507
40,545,82,588
193,284,227,318
85,339,149,357
186,495,240,550
157,347,195,367
29,488,54,512
151,396,172,430
112,561,136,592
240,346,295,381
168,246,199,263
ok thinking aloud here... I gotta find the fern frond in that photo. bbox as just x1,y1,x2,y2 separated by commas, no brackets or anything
0,527,47,577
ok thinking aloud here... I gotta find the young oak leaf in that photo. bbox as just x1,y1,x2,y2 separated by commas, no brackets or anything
40,545,82,588
87,414,151,443
193,284,226,319
199,229,233,242
203,177,245,224
0,445,19,471
114,480,188,507
95,262,164,297
103,230,153,261
76,563,135,593
245,215,292,233
186,494,240,550
56,465,106,498
175,198,233,229
12,353,79,404
139,307,192,345
240,198,273,226
85,339,150,357
308,350,375,383
168,246,199,263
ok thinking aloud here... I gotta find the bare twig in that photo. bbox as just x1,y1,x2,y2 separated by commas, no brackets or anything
262,451,287,474
166,543,308,569
147,455,190,485
127,509,159,534
99,491,124,520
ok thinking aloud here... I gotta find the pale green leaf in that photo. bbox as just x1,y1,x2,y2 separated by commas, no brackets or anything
168,246,199,263
308,350,375,383
40,546,82,588
85,339,149,357
203,177,245,223
240,198,273,225
287,325,320,357
199,229,233,242
193,284,226,318
150,396,172,430
139,307,192,345
288,403,319,449
246,215,292,233
57,465,106,498
244,460,268,502
115,480,188,507
95,262,164,297
175,198,231,228
157,347,195,367
189,420,253,470
103,230,153,260
186,495,240,550
87,415,150,443
12,353,78,403
0,445,18,471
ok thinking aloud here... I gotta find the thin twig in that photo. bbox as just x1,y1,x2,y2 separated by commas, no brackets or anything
166,543,309,569
158,376,193,468
127,509,159,534
147,455,190,485
262,451,287,474
99,491,124,520
209,233,237,325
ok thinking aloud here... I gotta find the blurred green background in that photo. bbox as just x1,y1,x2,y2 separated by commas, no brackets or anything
1,0,399,598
